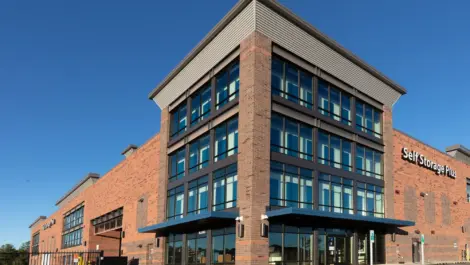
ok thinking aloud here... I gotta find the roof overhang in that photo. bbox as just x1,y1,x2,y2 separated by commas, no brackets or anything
29,216,47,229
266,207,414,231
139,211,238,236
149,0,406,109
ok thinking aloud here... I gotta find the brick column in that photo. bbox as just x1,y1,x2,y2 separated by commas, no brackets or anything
236,31,272,265
155,107,170,265
383,106,396,263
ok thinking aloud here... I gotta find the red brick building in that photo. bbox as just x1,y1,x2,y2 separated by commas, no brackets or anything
29,1,470,265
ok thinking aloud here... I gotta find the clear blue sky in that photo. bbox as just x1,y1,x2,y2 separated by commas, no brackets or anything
1,0,470,247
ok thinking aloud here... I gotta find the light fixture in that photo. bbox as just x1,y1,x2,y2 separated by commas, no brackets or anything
420,192,428,197
391,233,396,242
261,223,268,237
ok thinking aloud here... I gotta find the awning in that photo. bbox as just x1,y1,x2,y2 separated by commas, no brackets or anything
139,211,238,236
266,207,414,231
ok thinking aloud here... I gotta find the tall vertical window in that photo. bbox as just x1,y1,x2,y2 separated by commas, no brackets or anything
32,233,40,254
188,176,209,215
187,231,207,265
62,229,83,249
216,61,239,110
62,205,84,248
272,57,314,109
318,173,353,214
357,183,384,217
271,113,313,160
213,164,238,211
189,134,210,174
214,117,238,162
169,148,186,182
318,79,352,126
355,145,383,179
166,233,183,265
270,161,314,209
317,130,352,171
356,100,382,138
170,103,187,139
269,225,313,265
167,186,185,220
63,206,84,231
191,84,212,126
467,178,470,203
212,227,236,265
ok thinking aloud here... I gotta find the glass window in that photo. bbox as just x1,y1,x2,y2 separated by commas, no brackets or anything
188,176,209,215
318,173,354,214
212,227,236,264
355,145,383,179
357,183,384,217
270,113,313,160
169,148,186,182
214,117,238,162
170,103,187,139
166,234,183,265
62,228,83,249
32,233,40,254
270,161,314,209
187,231,207,265
213,164,238,211
167,186,185,220
271,57,314,109
318,79,351,125
216,61,239,110
63,206,84,231
317,130,352,171
356,100,382,138
189,134,210,174
191,84,212,127
268,225,313,265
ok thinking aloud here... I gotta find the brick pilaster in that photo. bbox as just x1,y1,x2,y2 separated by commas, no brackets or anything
236,31,272,265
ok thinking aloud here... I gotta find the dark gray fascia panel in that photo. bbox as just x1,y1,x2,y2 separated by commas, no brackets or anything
55,173,100,206
29,216,47,228
446,144,470,157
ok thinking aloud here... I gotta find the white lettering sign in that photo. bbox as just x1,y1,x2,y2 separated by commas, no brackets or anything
43,219,56,230
402,147,456,178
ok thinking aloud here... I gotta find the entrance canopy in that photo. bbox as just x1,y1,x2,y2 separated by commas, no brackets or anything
139,211,238,236
266,207,414,231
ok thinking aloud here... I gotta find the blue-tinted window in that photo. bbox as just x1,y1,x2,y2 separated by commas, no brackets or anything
268,225,313,264
355,145,383,179
214,117,238,162
167,186,185,220
212,227,236,264
166,233,183,265
188,176,209,215
169,148,186,182
63,206,84,231
270,113,313,160
317,130,352,171
318,79,351,125
216,61,239,110
187,231,207,265
191,84,211,127
270,161,313,209
357,183,384,217
213,164,238,211
271,57,313,109
170,104,187,139
189,134,210,174
356,100,382,138
62,228,83,249
318,173,353,214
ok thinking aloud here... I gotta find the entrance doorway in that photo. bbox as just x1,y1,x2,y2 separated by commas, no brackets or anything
319,229,353,265
412,238,421,263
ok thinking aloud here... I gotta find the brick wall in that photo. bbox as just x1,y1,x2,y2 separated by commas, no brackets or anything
30,133,160,265
389,130,470,263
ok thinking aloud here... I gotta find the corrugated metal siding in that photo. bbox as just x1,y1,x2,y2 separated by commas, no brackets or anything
255,1,401,107
154,1,255,108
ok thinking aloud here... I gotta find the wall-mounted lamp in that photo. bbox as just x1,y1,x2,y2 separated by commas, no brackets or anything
236,216,244,238
261,224,268,237
391,233,396,242
420,192,428,197
156,238,160,248
121,231,126,239
462,226,466,233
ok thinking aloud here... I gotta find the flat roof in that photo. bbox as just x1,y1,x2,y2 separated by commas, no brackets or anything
148,0,407,100
29,216,47,228
55,173,100,206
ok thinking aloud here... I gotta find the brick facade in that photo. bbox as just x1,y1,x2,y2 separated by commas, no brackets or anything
30,134,160,265
390,130,470,263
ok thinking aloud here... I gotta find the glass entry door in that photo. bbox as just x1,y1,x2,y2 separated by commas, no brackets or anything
319,230,352,265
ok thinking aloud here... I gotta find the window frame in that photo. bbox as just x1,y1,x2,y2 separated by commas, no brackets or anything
212,164,238,211
214,116,239,162
187,231,208,265
356,182,384,217
355,145,383,179
167,185,185,220
318,173,354,214
268,224,314,265
169,148,186,182
270,113,314,161
170,103,188,139
63,206,84,232
270,161,314,209
215,61,239,110
166,233,184,265
355,100,382,138
317,130,352,172
191,83,212,127
188,176,209,215
271,56,314,110
189,134,210,174
211,227,236,265
62,228,83,249
318,78,352,126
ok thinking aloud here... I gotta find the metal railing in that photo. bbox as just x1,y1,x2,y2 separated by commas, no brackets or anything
0,251,102,265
